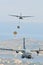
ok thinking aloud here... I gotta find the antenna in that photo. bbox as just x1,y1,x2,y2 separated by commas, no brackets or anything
23,38,26,49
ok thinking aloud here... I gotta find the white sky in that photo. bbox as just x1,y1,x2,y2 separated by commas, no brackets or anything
0,0,43,22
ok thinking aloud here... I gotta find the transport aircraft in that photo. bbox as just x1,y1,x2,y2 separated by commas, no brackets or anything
0,38,43,59
9,13,34,19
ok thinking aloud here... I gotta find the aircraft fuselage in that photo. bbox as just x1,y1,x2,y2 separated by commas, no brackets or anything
19,17,23,19
21,52,32,59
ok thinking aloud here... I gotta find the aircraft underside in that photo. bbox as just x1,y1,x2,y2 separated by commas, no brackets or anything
21,53,32,59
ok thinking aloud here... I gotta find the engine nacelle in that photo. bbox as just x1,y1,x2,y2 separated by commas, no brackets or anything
16,51,19,53
36,51,39,55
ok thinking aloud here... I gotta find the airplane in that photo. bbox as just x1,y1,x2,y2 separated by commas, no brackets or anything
9,13,34,19
0,38,32,59
0,38,43,59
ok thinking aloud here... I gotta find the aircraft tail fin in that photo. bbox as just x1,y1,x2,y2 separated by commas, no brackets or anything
23,38,26,49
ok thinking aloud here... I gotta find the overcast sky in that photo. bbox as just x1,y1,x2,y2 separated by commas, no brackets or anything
0,0,43,22
0,0,43,41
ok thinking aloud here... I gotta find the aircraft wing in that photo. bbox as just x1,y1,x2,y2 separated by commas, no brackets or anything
31,50,38,52
31,49,43,52
22,16,34,18
0,48,25,53
9,15,20,17
31,49,43,55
